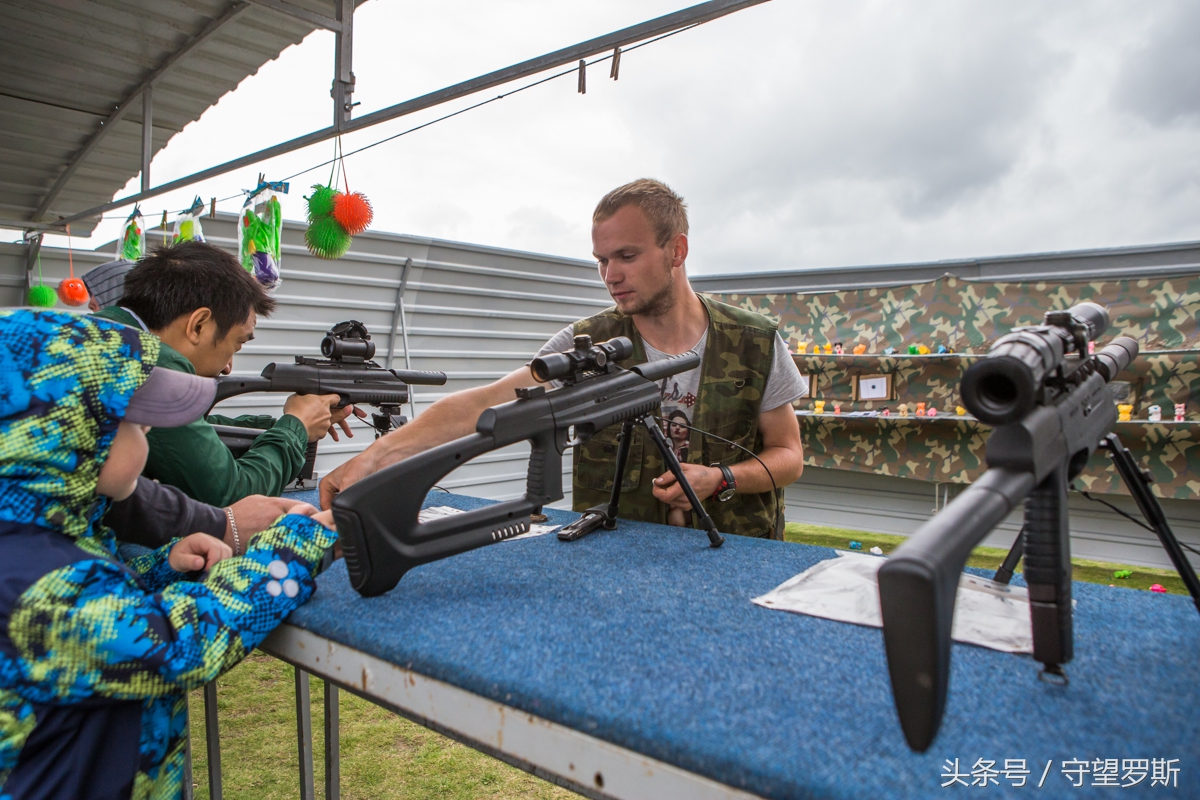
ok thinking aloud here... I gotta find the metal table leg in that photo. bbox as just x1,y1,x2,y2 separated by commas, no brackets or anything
325,681,340,800
183,696,194,800
204,680,223,800
295,667,315,800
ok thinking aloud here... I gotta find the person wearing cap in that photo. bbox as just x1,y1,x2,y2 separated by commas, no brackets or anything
81,258,136,312
92,240,356,507
0,308,339,799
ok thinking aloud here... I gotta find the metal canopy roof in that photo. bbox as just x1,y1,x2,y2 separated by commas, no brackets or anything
0,0,351,235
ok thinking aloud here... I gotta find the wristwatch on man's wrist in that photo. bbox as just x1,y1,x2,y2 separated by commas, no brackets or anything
710,463,736,502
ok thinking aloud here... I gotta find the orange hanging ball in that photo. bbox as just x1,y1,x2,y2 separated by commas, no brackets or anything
57,277,89,307
332,191,373,235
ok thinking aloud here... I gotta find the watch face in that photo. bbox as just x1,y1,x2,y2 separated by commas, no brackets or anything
717,487,736,502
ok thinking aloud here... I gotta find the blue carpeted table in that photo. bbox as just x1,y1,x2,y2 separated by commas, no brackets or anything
264,491,1200,799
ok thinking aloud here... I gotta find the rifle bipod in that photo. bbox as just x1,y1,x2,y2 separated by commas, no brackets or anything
557,416,725,547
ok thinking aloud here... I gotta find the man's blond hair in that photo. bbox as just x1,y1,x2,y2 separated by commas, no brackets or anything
593,179,688,248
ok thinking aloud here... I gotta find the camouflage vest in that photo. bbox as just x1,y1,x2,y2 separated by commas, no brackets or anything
571,295,782,538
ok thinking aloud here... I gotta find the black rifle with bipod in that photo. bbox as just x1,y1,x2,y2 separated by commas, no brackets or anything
331,334,724,597
211,320,446,482
877,302,1200,752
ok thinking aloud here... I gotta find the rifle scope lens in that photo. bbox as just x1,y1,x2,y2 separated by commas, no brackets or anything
531,353,571,382
960,357,1038,425
322,336,375,361
1067,302,1110,342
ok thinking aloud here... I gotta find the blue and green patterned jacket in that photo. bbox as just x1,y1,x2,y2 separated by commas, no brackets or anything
0,310,336,800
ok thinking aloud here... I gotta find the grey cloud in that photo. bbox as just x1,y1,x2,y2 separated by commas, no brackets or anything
1113,1,1200,126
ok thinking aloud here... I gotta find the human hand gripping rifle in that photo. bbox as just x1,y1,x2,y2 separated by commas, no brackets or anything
331,334,724,598
878,302,1200,752
212,321,446,474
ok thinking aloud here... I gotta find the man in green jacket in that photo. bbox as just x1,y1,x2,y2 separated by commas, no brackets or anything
94,241,352,507
320,179,807,538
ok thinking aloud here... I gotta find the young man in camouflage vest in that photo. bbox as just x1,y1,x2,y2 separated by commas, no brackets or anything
322,179,807,538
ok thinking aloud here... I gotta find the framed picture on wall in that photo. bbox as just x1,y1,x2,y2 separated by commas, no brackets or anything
804,373,819,398
854,373,893,402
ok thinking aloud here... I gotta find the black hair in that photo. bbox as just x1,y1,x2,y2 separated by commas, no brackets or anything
667,409,690,424
119,241,277,338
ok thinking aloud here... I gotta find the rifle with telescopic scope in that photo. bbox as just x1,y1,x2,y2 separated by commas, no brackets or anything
331,334,724,598
878,302,1200,753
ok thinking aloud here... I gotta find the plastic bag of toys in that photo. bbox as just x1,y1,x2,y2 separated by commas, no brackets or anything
117,206,145,261
238,186,283,289
172,197,206,244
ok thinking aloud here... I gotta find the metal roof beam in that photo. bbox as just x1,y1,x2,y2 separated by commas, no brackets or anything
245,0,341,32
54,0,771,228
30,1,253,223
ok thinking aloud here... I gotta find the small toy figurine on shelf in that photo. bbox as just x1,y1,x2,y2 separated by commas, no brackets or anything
1148,405,1162,422
917,344,931,355
1118,404,1134,422
907,345,919,355
1088,341,1095,355
834,342,844,355
881,408,891,417
936,344,952,354
823,343,833,355
833,402,842,415
1176,403,1186,422
883,346,896,355
956,406,967,416
797,341,808,354
898,403,908,417
926,407,938,417
853,343,867,355
916,402,926,416
814,400,826,414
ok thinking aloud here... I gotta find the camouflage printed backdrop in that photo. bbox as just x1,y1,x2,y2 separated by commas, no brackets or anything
713,274,1200,499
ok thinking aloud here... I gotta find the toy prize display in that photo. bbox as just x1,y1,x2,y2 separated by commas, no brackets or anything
304,138,373,260
117,206,145,261
172,197,206,244
238,181,284,289
55,225,89,307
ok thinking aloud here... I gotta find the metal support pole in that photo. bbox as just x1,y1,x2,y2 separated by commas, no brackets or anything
183,696,194,800
203,681,223,800
324,681,340,800
385,258,416,419
23,233,42,296
295,667,315,800
332,0,355,129
141,85,153,192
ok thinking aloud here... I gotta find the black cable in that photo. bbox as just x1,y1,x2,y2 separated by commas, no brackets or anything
1073,487,1155,533
651,415,783,537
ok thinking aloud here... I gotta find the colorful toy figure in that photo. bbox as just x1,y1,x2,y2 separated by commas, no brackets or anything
823,343,833,355
1113,570,1133,579
956,406,967,416
1175,403,1186,422
853,343,867,355
834,342,844,355
916,402,926,416
898,403,909,417
833,403,842,415
907,345,919,355
884,346,896,355
814,400,826,414
797,341,808,354
881,408,891,417
849,541,863,550
1148,405,1162,422
917,344,931,355
926,407,937,417
936,344,951,354
1118,404,1133,421
1150,584,1167,593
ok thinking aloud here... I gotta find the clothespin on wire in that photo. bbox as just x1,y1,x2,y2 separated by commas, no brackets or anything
577,59,586,94
610,47,622,80
209,197,217,218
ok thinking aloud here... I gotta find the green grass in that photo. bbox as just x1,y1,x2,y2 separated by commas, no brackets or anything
187,653,577,800
784,522,1193,595
186,521,1190,798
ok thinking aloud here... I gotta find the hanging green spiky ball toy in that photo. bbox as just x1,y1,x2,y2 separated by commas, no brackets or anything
28,284,57,307
305,214,352,260
306,184,338,220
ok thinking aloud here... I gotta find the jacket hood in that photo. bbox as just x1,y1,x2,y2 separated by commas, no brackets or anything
0,310,159,549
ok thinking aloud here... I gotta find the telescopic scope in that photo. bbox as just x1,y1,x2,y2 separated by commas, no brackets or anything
530,336,635,383
960,302,1111,425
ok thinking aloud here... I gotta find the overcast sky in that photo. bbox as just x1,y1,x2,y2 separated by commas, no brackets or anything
26,0,1200,274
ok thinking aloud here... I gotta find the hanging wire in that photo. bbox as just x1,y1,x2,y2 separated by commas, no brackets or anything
79,23,699,225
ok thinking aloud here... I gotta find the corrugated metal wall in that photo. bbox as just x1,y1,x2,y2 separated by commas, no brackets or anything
0,214,609,505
